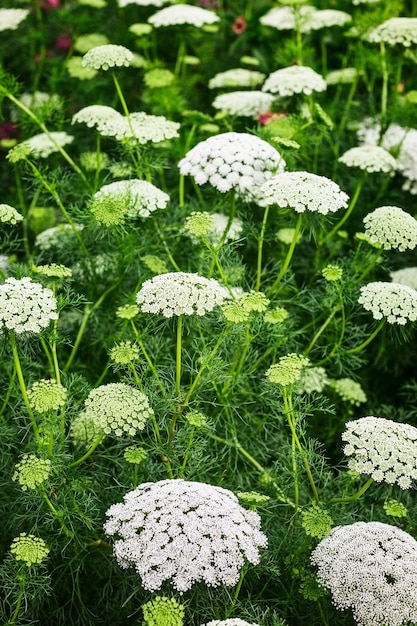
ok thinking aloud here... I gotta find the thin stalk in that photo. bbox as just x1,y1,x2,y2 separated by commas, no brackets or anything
0,366,17,422
224,567,248,619
9,584,24,625
130,320,166,394
328,477,373,504
328,284,346,358
69,433,106,468
111,72,141,172
179,173,185,208
203,239,235,298
304,307,338,356
179,426,195,478
255,204,270,291
176,315,183,398
380,41,389,124
344,319,385,354
320,176,364,246
10,332,40,442
154,218,181,271
267,214,302,296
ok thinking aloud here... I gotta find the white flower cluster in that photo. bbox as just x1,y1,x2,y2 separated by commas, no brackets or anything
93,179,169,218
260,5,317,33
0,277,58,335
136,272,228,317
307,9,352,31
358,281,417,324
82,383,153,437
363,206,417,251
82,44,134,70
35,224,84,251
390,267,417,291
12,91,62,122
311,521,417,626
178,132,284,197
342,416,417,489
212,91,274,119
0,203,23,225
104,479,268,592
13,132,74,159
0,9,29,32
258,171,349,214
366,17,417,47
262,66,327,97
72,104,122,129
202,621,259,626
330,378,367,406
97,111,180,144
148,4,219,28
338,146,396,174
119,0,170,6
325,67,358,85
211,213,243,243
208,68,265,89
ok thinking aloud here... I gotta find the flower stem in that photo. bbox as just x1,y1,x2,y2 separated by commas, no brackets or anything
328,477,373,504
267,213,302,296
321,176,364,246
9,332,40,442
69,433,106,468
344,319,385,354
255,204,270,292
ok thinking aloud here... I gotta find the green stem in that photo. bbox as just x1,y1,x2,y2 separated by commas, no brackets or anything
320,176,365,246
130,320,166,394
255,204,270,292
176,315,183,398
344,319,385,354
111,72,141,173
380,41,389,124
179,426,195,478
10,332,40,442
69,432,106,468
9,584,24,625
304,307,338,356
267,214,302,296
328,284,346,358
224,567,248,619
154,218,181,271
328,477,373,504
0,365,17,422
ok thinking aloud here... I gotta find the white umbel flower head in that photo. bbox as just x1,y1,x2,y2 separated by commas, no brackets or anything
342,416,417,489
390,267,417,291
258,171,349,214
97,111,180,144
366,17,417,47
358,281,417,324
202,621,260,626
93,179,169,218
82,44,134,70
0,204,23,225
326,68,358,85
148,4,219,28
307,9,352,31
104,479,268,592
136,272,228,317
0,9,29,32
72,105,122,129
363,206,417,251
212,91,275,119
119,0,171,5
262,66,327,97
12,132,74,159
0,277,58,334
208,68,265,89
178,132,284,198
339,146,396,174
311,521,417,626
260,5,317,33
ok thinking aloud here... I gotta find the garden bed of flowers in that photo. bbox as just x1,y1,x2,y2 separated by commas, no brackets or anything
1,1,417,625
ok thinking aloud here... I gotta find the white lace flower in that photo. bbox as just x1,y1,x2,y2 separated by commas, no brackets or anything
358,281,417,324
329,378,367,406
262,66,327,97
363,206,417,251
72,105,122,129
83,383,153,437
12,132,74,159
325,68,358,85
212,91,275,119
27,379,67,413
390,267,417,291
0,9,29,32
202,621,260,626
0,203,23,225
35,224,84,251
0,277,58,334
366,17,417,47
148,4,219,28
93,179,169,219
12,91,62,122
296,367,329,394
307,9,352,30
211,213,243,243
119,0,170,6
311,521,417,626
97,111,180,144
208,68,265,89
104,479,267,592
260,5,317,33
136,272,228,317
178,132,284,198
82,44,134,70
339,146,396,174
258,171,349,214
342,416,417,489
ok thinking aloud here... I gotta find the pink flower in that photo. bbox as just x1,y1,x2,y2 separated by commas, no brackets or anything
258,111,286,125
232,15,246,34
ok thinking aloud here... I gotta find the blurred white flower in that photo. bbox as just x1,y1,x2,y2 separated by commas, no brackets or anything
72,105,122,129
0,203,23,225
366,17,417,47
212,91,275,119
260,5,317,33
97,111,180,144
148,4,219,28
339,145,396,174
93,179,169,219
363,206,417,251
208,68,265,89
262,66,327,97
10,132,74,159
390,267,417,291
0,9,29,32
358,281,417,324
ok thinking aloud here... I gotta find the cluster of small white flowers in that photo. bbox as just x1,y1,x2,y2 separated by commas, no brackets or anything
0,203,23,225
93,179,169,218
83,383,153,437
342,416,417,489
202,621,260,626
119,0,170,6
72,105,122,129
178,132,284,197
259,5,317,33
330,378,367,406
208,68,265,89
211,213,243,243
0,277,58,335
35,224,84,251
136,272,228,317
325,67,358,85
352,0,380,4
82,44,134,70
262,66,327,97
0,9,29,32
148,4,219,28
212,91,275,119
296,367,329,394
390,267,417,291
358,281,417,324
308,9,352,31
13,132,74,159
366,17,417,47
97,111,180,144
104,479,268,592
12,91,62,122
311,521,417,626
362,206,417,251
258,171,349,215
338,146,396,174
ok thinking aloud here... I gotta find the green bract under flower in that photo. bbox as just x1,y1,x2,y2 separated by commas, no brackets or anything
0,277,58,334
142,596,185,626
339,146,396,174
82,44,134,70
258,171,349,214
358,281,417,324
148,4,219,28
262,66,327,97
13,454,51,490
136,272,229,317
208,68,265,89
363,206,417,251
266,354,310,386
10,533,49,567
0,203,23,225
27,379,67,413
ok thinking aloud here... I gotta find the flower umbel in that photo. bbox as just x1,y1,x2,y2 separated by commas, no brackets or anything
10,534,49,567
27,379,67,413
0,203,23,225
362,206,417,251
0,277,58,334
266,354,310,387
142,596,185,626
13,454,51,490
82,44,134,70
358,281,417,324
